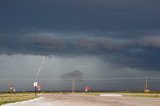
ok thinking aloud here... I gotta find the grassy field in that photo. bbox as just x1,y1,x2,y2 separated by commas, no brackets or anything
75,92,160,98
0,92,160,105
41,91,160,98
122,93,160,98
0,93,37,105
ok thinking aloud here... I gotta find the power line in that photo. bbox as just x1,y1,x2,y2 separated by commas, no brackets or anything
0,77,160,81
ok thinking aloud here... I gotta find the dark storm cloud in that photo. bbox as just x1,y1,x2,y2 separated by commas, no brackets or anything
0,0,160,71
0,33,131,55
0,0,160,33
62,70,84,79
0,33,160,71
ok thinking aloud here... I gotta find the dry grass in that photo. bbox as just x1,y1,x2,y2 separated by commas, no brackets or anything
0,93,37,105
0,92,159,105
123,93,160,98
78,92,160,98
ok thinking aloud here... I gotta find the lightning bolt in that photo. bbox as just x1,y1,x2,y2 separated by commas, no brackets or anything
35,56,46,80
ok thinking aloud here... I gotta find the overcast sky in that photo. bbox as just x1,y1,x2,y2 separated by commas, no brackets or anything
0,0,160,91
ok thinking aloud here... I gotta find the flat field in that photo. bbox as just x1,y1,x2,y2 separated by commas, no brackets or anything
0,93,36,105
2,92,160,106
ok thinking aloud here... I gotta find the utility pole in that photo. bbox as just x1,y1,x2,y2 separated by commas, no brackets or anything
144,77,150,93
35,86,37,96
145,77,148,90
72,78,76,93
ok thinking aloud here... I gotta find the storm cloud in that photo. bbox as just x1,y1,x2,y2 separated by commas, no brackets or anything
0,32,160,71
0,0,160,91
62,70,84,79
0,0,160,33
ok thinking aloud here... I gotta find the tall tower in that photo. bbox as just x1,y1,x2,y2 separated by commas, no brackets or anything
72,78,76,93
144,77,150,93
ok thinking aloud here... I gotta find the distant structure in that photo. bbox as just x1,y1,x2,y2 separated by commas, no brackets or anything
144,77,150,93
84,86,91,92
9,82,16,93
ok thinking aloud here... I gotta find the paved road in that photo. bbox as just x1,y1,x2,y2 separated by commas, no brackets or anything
3,93,160,106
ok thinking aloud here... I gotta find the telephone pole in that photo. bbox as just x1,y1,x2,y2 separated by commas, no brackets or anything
145,77,148,90
72,78,76,93
144,77,150,93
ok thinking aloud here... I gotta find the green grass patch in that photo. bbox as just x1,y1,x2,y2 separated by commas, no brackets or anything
0,93,37,105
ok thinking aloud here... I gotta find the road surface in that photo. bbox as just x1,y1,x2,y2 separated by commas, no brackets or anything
3,93,160,106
